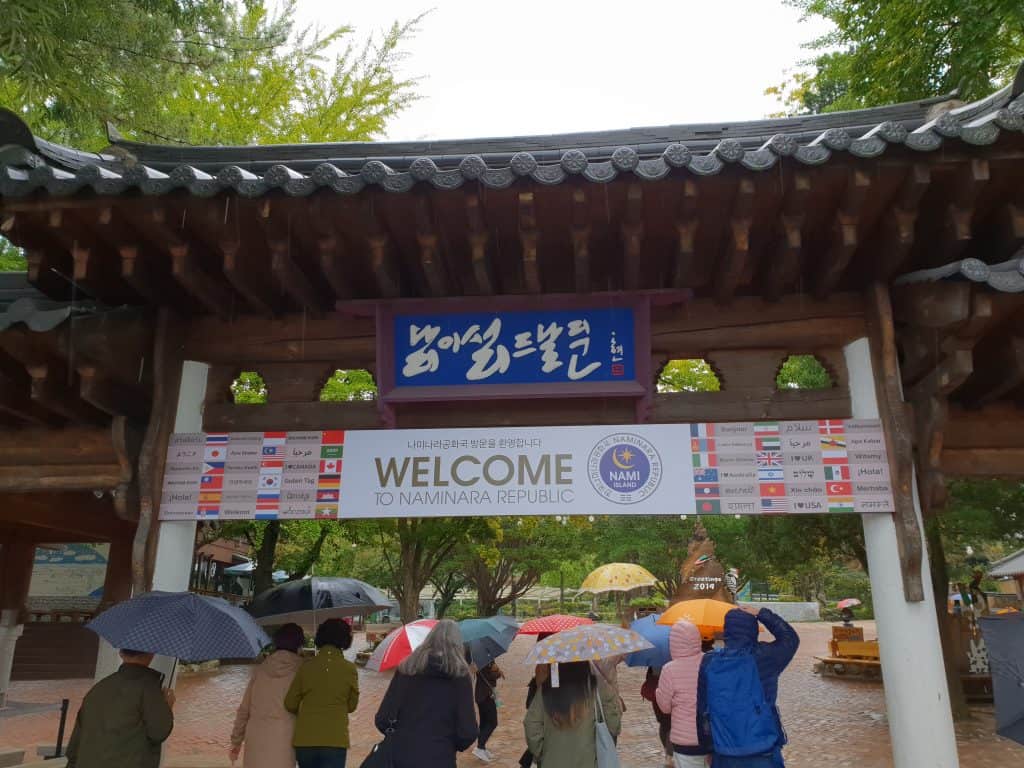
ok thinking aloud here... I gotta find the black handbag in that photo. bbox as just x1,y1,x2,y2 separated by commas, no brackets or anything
360,718,397,768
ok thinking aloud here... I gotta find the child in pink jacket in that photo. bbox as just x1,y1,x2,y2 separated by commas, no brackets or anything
656,620,710,768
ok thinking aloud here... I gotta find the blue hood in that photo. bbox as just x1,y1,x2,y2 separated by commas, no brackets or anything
723,609,758,651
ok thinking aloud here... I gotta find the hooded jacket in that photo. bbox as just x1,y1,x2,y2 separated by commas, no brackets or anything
284,644,359,748
374,655,479,768
230,650,303,768
655,620,705,750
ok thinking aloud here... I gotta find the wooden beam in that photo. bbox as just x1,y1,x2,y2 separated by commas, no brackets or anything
955,335,1024,407
204,400,382,432
816,170,872,297
0,374,55,426
368,233,400,298
0,493,131,538
622,183,644,291
866,282,925,602
906,349,974,402
170,244,235,318
942,448,1024,478
571,188,591,293
915,394,949,517
714,178,756,304
119,244,162,304
764,215,803,302
893,281,972,329
0,464,124,492
0,425,120,465
220,241,276,316
937,159,989,263
78,365,150,422
518,191,541,293
27,364,107,425
317,235,351,301
414,194,447,296
870,164,930,281
673,180,699,289
945,404,1024,449
269,240,328,315
465,192,492,295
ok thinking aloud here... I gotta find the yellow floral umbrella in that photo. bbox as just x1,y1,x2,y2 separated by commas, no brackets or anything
524,624,654,665
580,562,658,594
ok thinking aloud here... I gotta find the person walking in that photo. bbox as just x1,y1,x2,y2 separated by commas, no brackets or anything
655,620,710,768
373,619,479,768
229,623,305,768
518,634,552,768
523,660,622,768
472,660,504,763
65,648,174,768
698,606,799,768
284,619,359,768
641,667,673,767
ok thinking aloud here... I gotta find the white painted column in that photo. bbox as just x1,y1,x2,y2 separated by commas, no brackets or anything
0,610,24,708
844,338,958,768
107,361,209,690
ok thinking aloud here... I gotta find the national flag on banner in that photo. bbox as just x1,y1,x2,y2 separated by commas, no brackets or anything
255,511,279,520
259,474,281,490
759,483,785,497
694,484,720,498
755,436,781,451
321,431,345,445
826,482,853,496
316,489,340,502
262,445,285,458
200,475,223,490
198,490,222,503
692,452,717,468
318,475,341,489
756,451,782,467
320,459,341,474
758,468,784,481
761,498,789,513
261,432,286,457
321,444,344,460
824,465,851,481
697,499,721,515
690,424,714,438
691,438,715,452
203,446,226,462
259,459,284,471
753,422,779,435
818,420,845,435
820,436,847,450
315,504,339,519
202,462,224,475
257,492,280,506
197,505,220,517
828,497,855,514
693,468,719,484
821,450,849,465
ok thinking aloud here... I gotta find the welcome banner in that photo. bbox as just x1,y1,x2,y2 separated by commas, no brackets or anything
158,420,894,521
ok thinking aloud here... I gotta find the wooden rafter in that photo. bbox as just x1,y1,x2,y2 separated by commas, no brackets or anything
570,188,591,293
465,192,492,295
714,178,756,304
815,169,871,298
518,191,541,293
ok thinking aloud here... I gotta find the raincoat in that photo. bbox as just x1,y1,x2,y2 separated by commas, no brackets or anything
655,621,708,753
284,644,359,748
230,649,304,768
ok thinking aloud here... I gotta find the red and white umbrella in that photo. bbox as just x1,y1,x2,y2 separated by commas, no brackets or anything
366,619,437,672
837,598,862,611
518,614,594,636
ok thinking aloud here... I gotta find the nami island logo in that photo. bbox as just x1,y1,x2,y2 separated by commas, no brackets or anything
587,433,662,505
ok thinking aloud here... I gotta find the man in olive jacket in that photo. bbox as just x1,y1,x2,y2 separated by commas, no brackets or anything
66,649,175,768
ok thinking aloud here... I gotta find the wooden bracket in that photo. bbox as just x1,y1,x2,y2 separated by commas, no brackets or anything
518,191,541,293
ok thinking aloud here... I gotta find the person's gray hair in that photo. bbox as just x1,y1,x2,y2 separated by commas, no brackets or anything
398,619,470,678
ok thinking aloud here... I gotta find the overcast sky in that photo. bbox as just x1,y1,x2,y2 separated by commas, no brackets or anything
294,1,833,142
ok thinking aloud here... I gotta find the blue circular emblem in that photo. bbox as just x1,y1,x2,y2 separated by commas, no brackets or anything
587,433,662,505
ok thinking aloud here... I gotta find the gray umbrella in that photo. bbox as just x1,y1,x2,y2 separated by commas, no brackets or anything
248,577,391,627
979,613,1024,746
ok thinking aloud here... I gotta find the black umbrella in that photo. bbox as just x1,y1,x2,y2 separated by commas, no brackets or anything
249,577,391,628
979,613,1024,746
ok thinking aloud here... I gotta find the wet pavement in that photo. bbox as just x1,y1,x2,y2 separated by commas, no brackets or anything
1,622,1021,767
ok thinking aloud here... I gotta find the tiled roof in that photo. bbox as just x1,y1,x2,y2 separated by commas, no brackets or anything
895,251,1024,293
990,548,1024,578
1,67,1023,199
0,273,100,332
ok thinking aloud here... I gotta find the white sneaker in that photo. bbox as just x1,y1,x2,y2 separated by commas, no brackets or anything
473,747,493,763
485,749,496,761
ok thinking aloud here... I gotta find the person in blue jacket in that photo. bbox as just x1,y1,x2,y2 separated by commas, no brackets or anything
697,606,800,768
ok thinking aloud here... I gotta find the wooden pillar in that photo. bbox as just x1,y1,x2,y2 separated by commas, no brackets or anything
0,533,34,707
101,533,133,607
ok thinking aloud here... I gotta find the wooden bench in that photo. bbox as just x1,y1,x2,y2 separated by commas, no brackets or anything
814,639,882,679
828,625,864,656
0,747,25,768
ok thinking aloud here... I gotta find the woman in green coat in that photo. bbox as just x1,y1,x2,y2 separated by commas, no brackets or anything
284,619,359,768
524,661,622,768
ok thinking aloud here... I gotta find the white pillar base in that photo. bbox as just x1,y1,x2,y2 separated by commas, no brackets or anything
845,338,958,768
0,610,25,709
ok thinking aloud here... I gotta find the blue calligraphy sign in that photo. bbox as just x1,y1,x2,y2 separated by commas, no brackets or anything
393,307,635,387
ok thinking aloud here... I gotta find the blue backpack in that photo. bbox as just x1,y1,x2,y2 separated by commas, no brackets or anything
702,648,781,757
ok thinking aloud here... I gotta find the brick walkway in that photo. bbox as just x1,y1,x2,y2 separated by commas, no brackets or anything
1,623,1021,767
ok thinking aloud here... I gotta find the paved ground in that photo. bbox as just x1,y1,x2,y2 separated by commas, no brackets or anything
2,622,1021,767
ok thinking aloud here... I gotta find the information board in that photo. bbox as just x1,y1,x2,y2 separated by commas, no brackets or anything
159,420,895,521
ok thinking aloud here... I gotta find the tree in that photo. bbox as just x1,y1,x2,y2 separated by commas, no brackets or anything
320,369,377,401
657,360,720,392
462,517,581,616
773,1,1024,114
0,239,23,271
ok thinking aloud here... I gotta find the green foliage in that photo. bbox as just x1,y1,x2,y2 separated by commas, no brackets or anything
657,359,720,393
0,237,24,271
231,371,267,404
1,0,420,150
774,1,1024,114
776,355,832,390
320,369,377,401
939,479,1024,581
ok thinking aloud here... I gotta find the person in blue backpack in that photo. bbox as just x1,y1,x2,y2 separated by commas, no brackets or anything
697,606,799,768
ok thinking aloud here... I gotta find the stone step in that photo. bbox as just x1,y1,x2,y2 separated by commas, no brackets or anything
0,748,25,768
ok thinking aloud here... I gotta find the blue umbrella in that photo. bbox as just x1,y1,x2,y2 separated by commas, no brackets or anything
979,613,1024,746
87,591,270,662
625,614,672,668
460,616,519,668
